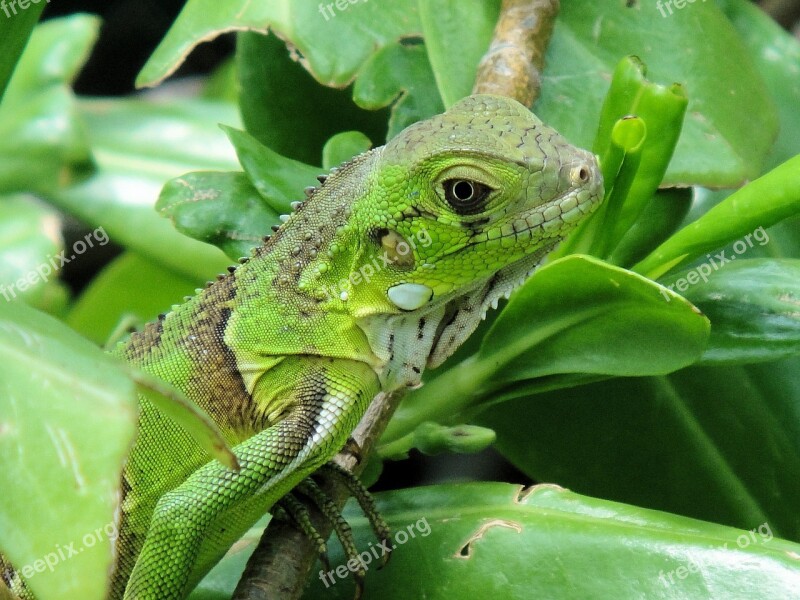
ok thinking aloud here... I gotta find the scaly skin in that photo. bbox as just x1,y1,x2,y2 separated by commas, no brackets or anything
2,94,603,599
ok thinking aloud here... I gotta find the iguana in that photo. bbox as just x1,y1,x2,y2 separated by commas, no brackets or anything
2,94,602,599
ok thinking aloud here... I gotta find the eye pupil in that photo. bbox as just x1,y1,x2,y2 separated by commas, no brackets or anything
453,180,474,201
442,179,492,215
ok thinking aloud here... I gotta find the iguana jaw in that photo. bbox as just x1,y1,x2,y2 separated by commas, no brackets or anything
356,244,551,390
426,243,552,369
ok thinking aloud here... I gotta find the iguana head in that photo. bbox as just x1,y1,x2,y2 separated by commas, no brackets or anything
323,94,603,381
274,94,602,387
367,94,603,313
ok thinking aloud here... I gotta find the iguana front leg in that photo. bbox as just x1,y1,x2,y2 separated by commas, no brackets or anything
123,357,379,599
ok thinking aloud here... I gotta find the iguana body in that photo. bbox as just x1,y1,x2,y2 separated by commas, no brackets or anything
6,95,603,599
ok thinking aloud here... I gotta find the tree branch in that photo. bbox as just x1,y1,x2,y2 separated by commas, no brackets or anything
473,0,560,108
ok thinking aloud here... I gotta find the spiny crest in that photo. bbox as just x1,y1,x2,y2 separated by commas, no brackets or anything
184,148,373,306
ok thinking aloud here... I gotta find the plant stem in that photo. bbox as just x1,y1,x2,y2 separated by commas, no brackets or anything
473,0,560,107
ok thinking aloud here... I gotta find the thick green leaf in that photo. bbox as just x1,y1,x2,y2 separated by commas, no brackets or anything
718,0,800,170
0,15,98,194
195,483,800,599
418,0,500,107
0,0,48,100
0,195,68,312
321,131,372,171
586,113,649,258
0,302,137,600
634,154,800,279
479,360,800,541
352,41,444,140
221,125,320,213
0,86,92,193
157,171,280,261
480,255,708,382
383,255,709,443
2,14,98,103
662,259,800,365
48,97,238,281
593,57,687,249
236,32,387,165
138,0,421,89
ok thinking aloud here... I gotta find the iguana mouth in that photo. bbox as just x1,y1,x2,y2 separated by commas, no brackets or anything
456,182,601,253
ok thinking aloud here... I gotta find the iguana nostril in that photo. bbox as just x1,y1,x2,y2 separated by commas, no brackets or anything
570,165,592,185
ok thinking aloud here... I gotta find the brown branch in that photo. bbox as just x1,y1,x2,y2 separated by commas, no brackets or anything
231,391,403,599
473,0,560,108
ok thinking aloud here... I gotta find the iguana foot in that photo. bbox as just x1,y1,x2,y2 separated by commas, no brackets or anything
273,492,331,572
274,463,392,597
317,463,392,569
294,478,367,597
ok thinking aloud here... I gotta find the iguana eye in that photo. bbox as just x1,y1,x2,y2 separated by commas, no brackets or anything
443,179,492,215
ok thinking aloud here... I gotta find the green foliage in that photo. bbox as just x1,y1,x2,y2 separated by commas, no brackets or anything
0,301,137,600
0,0,49,100
193,483,800,599
1,1,800,599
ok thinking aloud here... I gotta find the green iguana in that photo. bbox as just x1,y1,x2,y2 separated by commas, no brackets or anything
3,94,603,599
